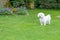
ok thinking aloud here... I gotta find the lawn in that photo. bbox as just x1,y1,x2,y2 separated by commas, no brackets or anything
0,9,60,40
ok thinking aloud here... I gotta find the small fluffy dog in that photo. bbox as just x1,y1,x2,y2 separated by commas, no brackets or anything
38,12,51,26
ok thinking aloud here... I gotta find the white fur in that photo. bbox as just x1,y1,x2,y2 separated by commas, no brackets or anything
38,12,51,26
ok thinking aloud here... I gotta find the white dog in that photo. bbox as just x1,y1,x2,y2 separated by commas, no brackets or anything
38,12,51,26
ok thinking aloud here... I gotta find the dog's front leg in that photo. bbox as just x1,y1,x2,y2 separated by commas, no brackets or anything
40,19,43,25
44,21,46,26
41,22,43,26
40,21,43,25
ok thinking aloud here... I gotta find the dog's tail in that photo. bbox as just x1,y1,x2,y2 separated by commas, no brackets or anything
47,14,51,20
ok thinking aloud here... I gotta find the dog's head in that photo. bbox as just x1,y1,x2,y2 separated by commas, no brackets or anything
38,12,45,18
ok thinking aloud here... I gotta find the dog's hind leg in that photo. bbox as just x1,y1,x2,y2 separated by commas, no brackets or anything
48,20,50,24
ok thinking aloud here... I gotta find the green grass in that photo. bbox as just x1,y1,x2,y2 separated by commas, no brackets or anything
0,9,60,40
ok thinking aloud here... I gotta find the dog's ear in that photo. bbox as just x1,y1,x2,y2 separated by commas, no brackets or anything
37,13,41,18
37,12,45,18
